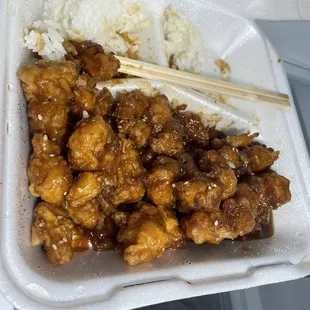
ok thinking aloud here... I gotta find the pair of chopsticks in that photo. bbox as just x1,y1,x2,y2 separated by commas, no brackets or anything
115,56,291,110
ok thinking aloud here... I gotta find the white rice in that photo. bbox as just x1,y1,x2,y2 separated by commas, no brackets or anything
163,8,206,73
24,0,152,61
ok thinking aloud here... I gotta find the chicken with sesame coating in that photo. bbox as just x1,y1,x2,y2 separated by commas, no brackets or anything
18,44,292,266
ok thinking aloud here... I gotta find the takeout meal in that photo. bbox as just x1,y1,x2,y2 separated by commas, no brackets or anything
17,39,292,266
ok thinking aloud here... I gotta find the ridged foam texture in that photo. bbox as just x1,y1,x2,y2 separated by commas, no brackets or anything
0,0,310,309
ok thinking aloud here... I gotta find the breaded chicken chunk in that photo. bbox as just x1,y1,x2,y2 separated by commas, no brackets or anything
246,171,291,224
117,203,184,265
175,177,223,214
115,90,151,148
28,134,72,205
18,60,78,104
18,60,78,144
66,172,103,208
149,119,184,156
67,198,103,229
199,150,237,200
111,135,145,205
72,74,114,119
245,145,279,172
158,208,185,249
146,95,172,134
211,132,259,149
146,156,180,208
69,40,120,80
174,111,209,148
181,183,259,244
31,202,75,265
72,74,97,118
67,116,113,170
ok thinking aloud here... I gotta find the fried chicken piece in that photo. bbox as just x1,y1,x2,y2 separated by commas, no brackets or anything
111,135,145,205
72,74,97,118
118,120,151,148
67,198,103,229
31,133,61,158
245,145,279,172
210,144,279,177
67,116,113,170
146,156,180,208
142,95,183,155
150,119,184,156
159,208,186,249
146,95,172,133
28,156,72,205
115,90,151,147
199,150,237,200
181,212,223,244
211,132,259,149
221,183,259,237
117,203,184,265
18,60,78,104
94,87,114,117
66,172,103,208
28,100,70,144
175,177,223,214
174,111,209,148
18,60,78,144
31,202,75,265
181,183,259,244
115,90,150,120
226,133,259,148
117,203,168,265
29,133,72,205
70,40,120,80
246,171,291,224
71,74,114,119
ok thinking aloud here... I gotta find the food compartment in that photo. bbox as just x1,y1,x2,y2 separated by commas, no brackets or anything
1,0,310,309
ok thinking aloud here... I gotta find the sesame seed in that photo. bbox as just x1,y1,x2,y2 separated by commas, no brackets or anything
52,244,57,250
228,161,236,169
38,114,43,120
63,237,68,242
172,184,176,188
184,181,189,185
49,154,55,157
59,240,64,244
52,138,56,141
64,192,67,196
57,216,63,220
214,220,219,226
82,110,89,119
39,222,45,227
232,147,236,151
207,186,212,190
213,183,218,188
43,134,48,141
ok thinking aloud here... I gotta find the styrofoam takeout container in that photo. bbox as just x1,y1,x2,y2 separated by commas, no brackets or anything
1,0,310,309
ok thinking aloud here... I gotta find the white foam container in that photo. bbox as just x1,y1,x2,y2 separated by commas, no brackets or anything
1,0,310,309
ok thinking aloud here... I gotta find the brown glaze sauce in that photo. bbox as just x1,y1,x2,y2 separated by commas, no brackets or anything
237,211,274,241
73,225,116,252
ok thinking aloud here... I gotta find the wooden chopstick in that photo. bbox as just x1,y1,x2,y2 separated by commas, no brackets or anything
116,56,291,110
